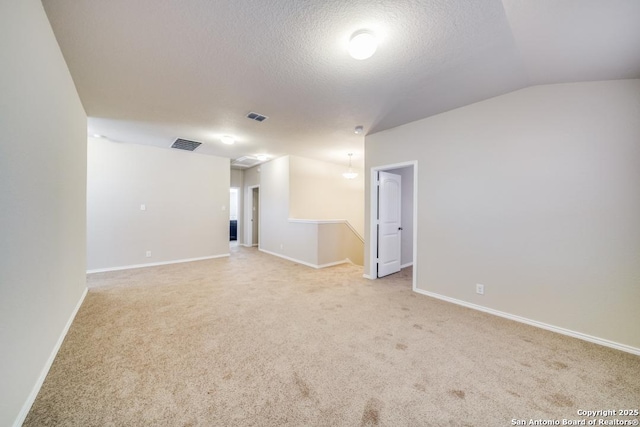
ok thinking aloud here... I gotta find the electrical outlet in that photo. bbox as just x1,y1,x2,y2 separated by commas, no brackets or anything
476,284,484,295
146,251,151,258
140,204,146,211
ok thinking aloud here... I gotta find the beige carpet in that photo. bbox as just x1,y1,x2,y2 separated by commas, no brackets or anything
25,245,640,426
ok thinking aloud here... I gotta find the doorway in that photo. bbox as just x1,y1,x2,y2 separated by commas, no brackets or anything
377,171,402,277
230,188,239,242
368,161,417,289
247,185,260,247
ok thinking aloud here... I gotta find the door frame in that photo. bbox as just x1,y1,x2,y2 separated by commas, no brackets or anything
245,185,260,248
367,161,418,291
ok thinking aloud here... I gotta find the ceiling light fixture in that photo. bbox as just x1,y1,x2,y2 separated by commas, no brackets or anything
348,30,377,60
342,153,358,179
221,135,235,145
255,154,269,162
354,125,364,134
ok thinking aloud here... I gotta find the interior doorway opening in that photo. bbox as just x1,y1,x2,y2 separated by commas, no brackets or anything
230,188,239,242
246,185,260,247
368,161,417,290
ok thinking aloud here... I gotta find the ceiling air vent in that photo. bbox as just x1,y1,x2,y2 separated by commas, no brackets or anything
246,112,268,122
231,156,262,168
171,138,202,151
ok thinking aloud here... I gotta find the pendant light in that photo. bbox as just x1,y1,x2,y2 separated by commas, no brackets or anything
342,153,358,179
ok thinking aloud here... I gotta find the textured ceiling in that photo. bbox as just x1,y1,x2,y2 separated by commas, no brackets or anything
41,0,640,168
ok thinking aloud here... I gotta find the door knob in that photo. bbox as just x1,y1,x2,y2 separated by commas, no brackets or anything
398,227,403,231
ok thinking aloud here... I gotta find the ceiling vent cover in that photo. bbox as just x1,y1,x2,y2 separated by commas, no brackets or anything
246,112,268,122
171,138,202,151
231,156,262,168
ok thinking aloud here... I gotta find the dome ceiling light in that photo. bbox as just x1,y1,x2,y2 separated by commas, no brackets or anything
348,30,377,60
221,135,235,145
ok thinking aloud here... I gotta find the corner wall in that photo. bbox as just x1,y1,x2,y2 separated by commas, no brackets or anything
366,80,640,350
259,156,365,267
260,156,319,265
87,139,230,271
0,1,87,425
289,155,364,236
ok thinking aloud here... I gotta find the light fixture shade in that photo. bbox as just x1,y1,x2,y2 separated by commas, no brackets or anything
221,135,235,145
348,30,377,60
342,153,358,179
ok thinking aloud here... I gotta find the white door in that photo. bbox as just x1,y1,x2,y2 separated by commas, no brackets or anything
378,171,402,277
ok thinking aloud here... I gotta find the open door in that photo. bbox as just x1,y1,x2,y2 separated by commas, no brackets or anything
377,171,402,277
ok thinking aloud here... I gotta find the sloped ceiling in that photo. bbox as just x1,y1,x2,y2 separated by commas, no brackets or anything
41,0,640,168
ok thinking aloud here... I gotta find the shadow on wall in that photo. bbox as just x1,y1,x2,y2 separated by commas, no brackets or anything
318,221,364,266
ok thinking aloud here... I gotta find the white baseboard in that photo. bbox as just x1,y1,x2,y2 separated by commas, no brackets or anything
363,274,375,280
413,288,640,356
86,254,229,274
259,248,349,269
318,259,351,269
13,287,88,427
401,262,414,269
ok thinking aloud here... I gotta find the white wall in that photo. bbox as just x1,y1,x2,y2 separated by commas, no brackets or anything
366,80,640,350
318,223,365,266
289,155,365,237
0,1,87,425
231,168,244,187
87,139,230,271
259,157,318,265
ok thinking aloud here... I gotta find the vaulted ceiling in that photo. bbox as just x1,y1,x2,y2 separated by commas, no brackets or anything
42,0,640,168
